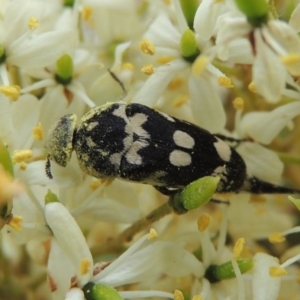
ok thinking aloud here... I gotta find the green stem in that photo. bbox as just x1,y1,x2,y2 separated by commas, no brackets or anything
278,152,300,165
91,202,172,256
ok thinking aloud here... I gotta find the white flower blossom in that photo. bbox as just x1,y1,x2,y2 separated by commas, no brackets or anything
213,5,300,102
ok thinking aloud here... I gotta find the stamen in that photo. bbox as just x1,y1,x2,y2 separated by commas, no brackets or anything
8,215,23,231
218,76,234,88
80,258,91,275
197,214,211,232
33,122,44,140
28,17,39,30
12,150,33,164
139,39,156,55
233,238,245,259
141,64,155,75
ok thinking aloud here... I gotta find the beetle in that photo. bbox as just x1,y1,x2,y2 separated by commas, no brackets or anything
45,101,300,196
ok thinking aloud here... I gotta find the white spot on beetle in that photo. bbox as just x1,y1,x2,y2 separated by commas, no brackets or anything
87,137,97,148
213,138,231,162
110,152,122,167
173,130,195,149
169,150,191,167
113,104,127,121
129,113,150,139
86,121,98,131
110,135,133,167
126,140,149,165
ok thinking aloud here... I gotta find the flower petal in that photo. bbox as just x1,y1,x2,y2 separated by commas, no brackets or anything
252,253,281,300
95,240,204,287
45,202,93,287
189,73,226,133
237,143,283,184
132,60,187,107
194,0,224,41
253,29,286,103
289,4,300,32
7,29,77,69
238,101,300,144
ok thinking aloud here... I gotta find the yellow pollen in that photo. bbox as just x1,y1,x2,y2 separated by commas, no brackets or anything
218,76,234,88
163,0,171,4
248,82,257,93
174,290,184,300
197,213,211,232
148,228,158,239
249,194,267,204
82,6,93,21
121,63,134,70
8,215,23,231
297,270,300,284
80,258,91,275
192,296,203,300
269,232,286,244
141,64,155,75
233,237,245,259
156,56,175,64
0,85,20,101
102,178,114,186
232,97,244,110
19,161,27,171
89,180,103,190
139,39,156,55
215,0,225,2
13,149,33,164
173,95,189,108
269,266,287,277
28,17,39,30
281,53,300,65
168,77,185,90
33,122,44,140
89,179,113,190
192,55,209,76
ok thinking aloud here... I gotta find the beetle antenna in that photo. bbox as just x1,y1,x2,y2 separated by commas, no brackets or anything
45,154,53,179
107,69,127,99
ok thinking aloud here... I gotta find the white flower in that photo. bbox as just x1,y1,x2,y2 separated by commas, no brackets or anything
0,0,76,85
21,50,96,109
131,2,228,133
214,7,300,102
252,253,281,300
48,219,202,299
81,0,145,47
234,101,300,183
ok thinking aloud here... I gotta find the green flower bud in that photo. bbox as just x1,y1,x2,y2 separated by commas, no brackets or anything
170,176,220,214
180,28,200,62
205,258,254,283
0,45,5,64
45,189,59,204
0,140,13,177
63,0,75,7
179,0,198,28
55,54,73,85
83,283,122,300
235,0,268,27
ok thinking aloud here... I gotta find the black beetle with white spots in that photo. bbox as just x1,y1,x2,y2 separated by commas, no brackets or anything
45,102,300,196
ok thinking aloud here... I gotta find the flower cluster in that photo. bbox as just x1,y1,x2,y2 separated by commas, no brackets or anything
1,0,300,299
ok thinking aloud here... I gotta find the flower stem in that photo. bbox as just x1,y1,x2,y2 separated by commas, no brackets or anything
91,202,172,256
